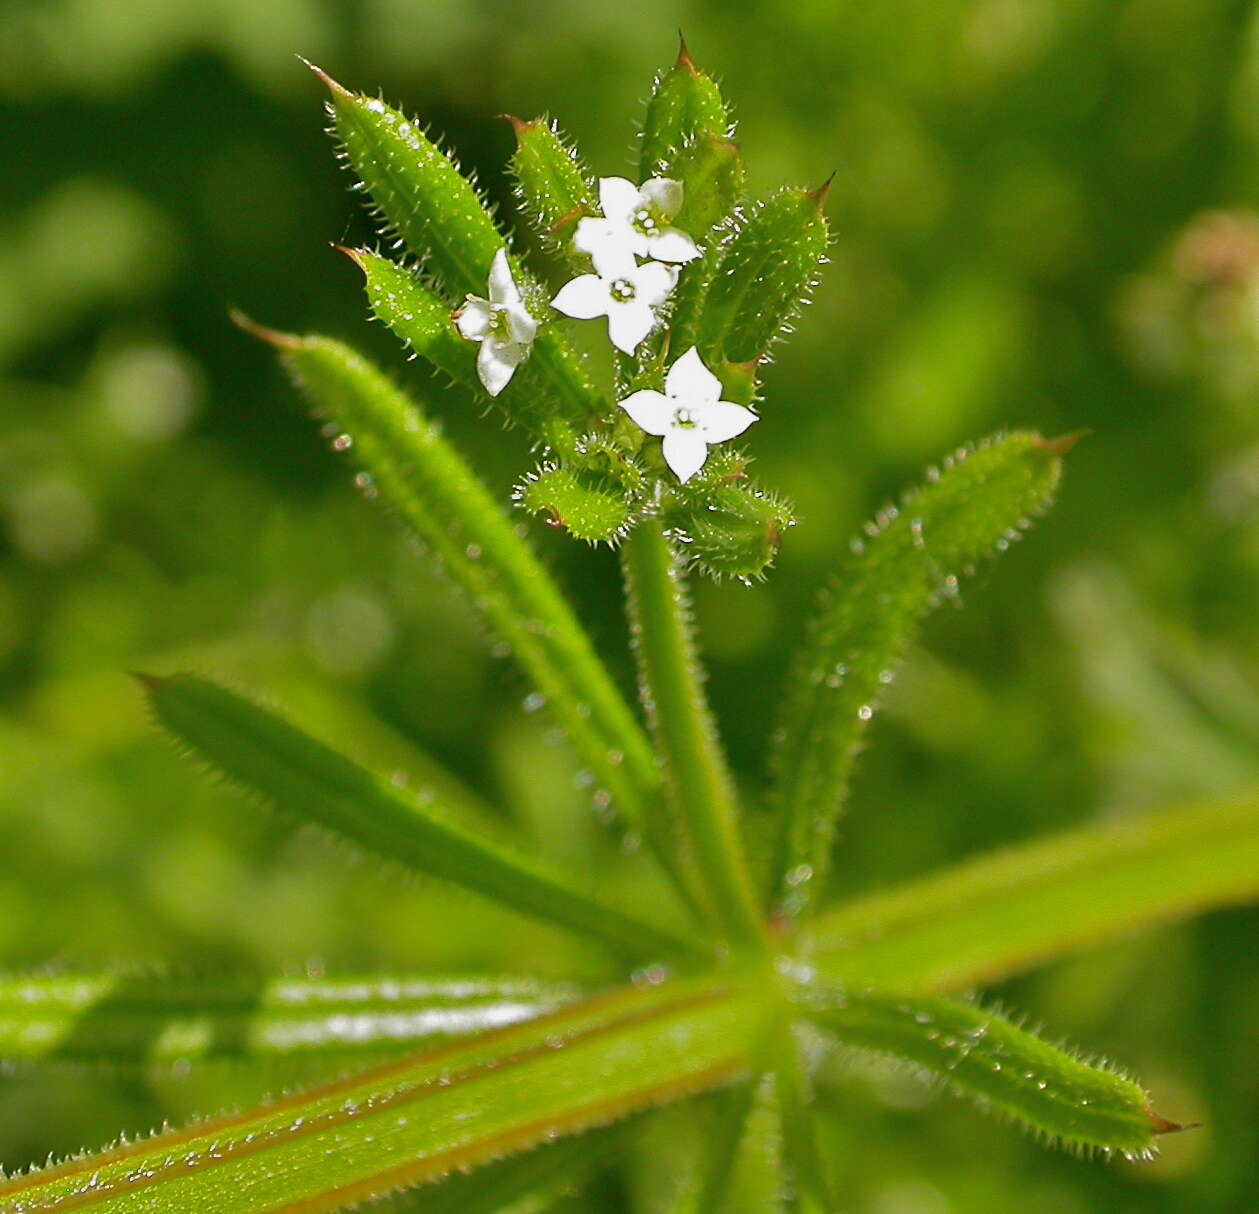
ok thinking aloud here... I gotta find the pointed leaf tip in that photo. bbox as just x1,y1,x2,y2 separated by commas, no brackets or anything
676,31,699,74
498,113,534,139
806,171,836,207
1145,1107,1200,1135
332,244,367,271
129,671,167,693
229,308,305,350
1034,429,1091,456
297,55,351,97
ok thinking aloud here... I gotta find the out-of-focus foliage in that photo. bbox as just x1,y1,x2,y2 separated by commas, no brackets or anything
1,1,1258,1210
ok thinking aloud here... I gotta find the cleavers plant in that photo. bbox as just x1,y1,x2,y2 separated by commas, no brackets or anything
5,38,1259,1214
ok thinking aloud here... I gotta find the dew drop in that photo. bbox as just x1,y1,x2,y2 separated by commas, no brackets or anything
857,704,874,721
522,692,546,713
331,433,353,452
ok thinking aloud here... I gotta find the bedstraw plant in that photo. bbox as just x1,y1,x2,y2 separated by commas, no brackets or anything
4,38,1259,1214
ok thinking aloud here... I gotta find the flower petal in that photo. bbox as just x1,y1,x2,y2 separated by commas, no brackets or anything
631,260,679,309
699,401,757,443
455,298,495,341
573,217,620,258
598,176,640,222
665,347,722,404
486,248,520,307
505,301,537,345
617,389,674,436
647,227,700,264
478,338,525,397
606,299,656,354
551,275,609,320
662,430,710,483
640,177,684,219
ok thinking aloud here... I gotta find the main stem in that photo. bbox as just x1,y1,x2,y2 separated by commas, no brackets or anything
621,519,768,950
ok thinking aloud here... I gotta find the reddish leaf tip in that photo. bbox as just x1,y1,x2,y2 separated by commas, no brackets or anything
130,671,167,693
332,244,367,271
1145,1107,1200,1135
1034,429,1091,456
497,113,534,140
806,171,836,207
676,31,699,75
297,55,351,97
229,308,305,350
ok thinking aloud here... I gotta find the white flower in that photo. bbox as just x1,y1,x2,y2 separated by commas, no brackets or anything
574,177,700,270
551,253,678,355
617,347,757,483
454,249,538,396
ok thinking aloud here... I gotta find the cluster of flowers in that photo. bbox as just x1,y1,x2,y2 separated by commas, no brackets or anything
454,176,756,484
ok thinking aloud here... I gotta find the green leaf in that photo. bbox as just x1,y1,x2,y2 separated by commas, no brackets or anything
319,70,501,298
0,973,768,1213
516,466,636,544
768,431,1066,917
507,117,597,256
802,988,1163,1158
620,521,766,947
661,481,794,583
640,39,731,180
670,134,745,244
805,786,1259,993
0,973,577,1066
387,1122,629,1214
692,186,829,366
316,69,602,425
348,250,581,441
252,327,661,862
143,674,695,960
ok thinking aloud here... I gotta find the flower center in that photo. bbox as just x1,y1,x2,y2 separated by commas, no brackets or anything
632,206,660,236
672,407,697,429
610,278,637,303
487,305,512,341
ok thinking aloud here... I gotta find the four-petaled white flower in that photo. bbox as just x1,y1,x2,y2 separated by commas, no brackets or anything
454,248,538,396
617,347,757,483
574,177,700,270
551,254,678,355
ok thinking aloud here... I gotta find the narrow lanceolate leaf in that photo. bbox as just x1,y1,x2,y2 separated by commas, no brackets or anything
319,71,500,298
640,39,731,179
805,786,1259,994
394,1122,629,1214
802,988,1163,1158
349,250,581,442
0,974,767,1214
143,674,693,960
620,522,766,948
507,118,597,253
317,68,601,422
0,973,576,1065
257,329,662,867
669,133,745,243
692,186,830,365
768,432,1065,918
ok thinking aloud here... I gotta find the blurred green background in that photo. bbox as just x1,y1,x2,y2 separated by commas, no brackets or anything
3,0,1259,1209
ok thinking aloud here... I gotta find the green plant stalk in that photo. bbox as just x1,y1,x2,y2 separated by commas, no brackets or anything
259,329,662,850
620,521,766,948
0,974,768,1214
770,1032,830,1212
0,974,578,1065
804,787,1259,992
143,674,694,960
